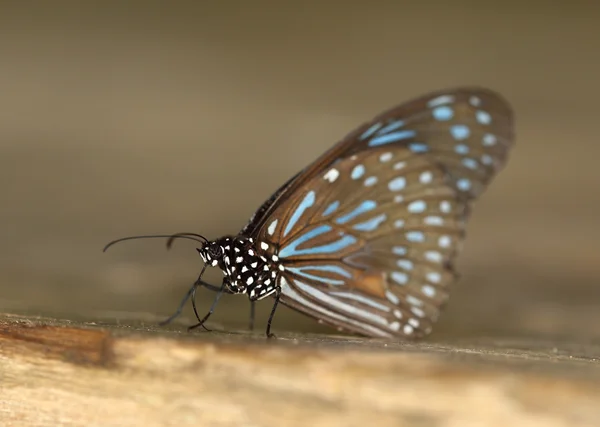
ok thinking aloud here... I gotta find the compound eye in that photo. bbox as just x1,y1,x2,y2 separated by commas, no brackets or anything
209,245,223,259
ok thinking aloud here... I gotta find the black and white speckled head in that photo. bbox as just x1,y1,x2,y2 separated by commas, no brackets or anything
197,235,282,300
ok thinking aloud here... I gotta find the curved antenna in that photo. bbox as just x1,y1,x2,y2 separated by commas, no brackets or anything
103,233,208,252
165,232,209,249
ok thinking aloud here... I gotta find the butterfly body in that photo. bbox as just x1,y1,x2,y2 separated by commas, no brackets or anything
198,236,282,300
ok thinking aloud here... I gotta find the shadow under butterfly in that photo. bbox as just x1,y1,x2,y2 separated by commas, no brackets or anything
104,87,515,339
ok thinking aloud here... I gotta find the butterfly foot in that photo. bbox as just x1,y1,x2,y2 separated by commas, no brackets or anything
187,323,211,332
266,332,277,339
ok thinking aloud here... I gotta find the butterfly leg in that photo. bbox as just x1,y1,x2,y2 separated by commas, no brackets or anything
191,279,240,332
159,281,199,326
189,285,211,332
198,279,227,293
188,284,226,332
265,289,281,339
200,278,255,332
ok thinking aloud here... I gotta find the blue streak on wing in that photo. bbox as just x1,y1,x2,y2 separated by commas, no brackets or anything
352,213,387,231
427,94,455,107
279,279,391,337
284,190,315,237
307,264,352,278
409,143,429,153
293,280,389,326
280,225,331,258
376,120,405,135
369,130,416,147
335,200,377,224
286,265,351,286
322,200,340,217
329,291,391,311
360,123,383,140
288,264,352,279
279,225,358,258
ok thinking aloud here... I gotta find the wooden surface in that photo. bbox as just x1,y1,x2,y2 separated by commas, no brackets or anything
2,312,600,427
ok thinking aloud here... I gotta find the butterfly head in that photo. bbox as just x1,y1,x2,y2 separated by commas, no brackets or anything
197,239,224,267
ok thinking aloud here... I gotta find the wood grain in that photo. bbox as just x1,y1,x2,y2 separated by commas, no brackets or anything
1,313,600,427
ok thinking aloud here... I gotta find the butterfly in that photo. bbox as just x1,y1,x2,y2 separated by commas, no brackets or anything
104,87,515,339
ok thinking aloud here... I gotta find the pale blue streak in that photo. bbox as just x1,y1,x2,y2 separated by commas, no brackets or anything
284,190,315,237
409,143,429,153
290,264,352,278
279,225,358,257
280,224,331,258
286,268,345,285
287,264,352,286
427,94,455,107
369,130,416,147
335,200,377,224
280,231,358,257
322,200,340,216
360,123,382,140
377,120,405,135
352,213,387,231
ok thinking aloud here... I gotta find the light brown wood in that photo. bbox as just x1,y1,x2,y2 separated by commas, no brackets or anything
2,312,600,427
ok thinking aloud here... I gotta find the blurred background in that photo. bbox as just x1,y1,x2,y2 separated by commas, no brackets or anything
1,1,599,341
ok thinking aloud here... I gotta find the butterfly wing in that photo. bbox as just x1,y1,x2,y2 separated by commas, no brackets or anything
242,87,514,237
245,87,514,338
255,148,466,337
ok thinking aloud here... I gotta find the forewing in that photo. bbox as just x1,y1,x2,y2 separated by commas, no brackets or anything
243,87,514,237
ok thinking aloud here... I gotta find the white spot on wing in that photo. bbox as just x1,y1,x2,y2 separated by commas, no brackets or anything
394,219,405,228
476,110,492,125
420,171,433,184
440,201,451,213
267,219,278,236
388,177,406,191
425,251,443,263
379,152,393,162
438,235,451,248
408,200,426,213
396,260,413,271
422,285,436,297
424,216,444,226
364,176,378,187
469,95,481,106
324,168,340,183
428,94,455,107
385,290,399,304
391,271,408,285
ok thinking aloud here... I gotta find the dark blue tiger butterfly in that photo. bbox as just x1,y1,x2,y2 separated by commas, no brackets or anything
105,87,515,339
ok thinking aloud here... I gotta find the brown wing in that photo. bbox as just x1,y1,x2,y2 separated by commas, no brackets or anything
256,148,467,337
243,87,514,238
